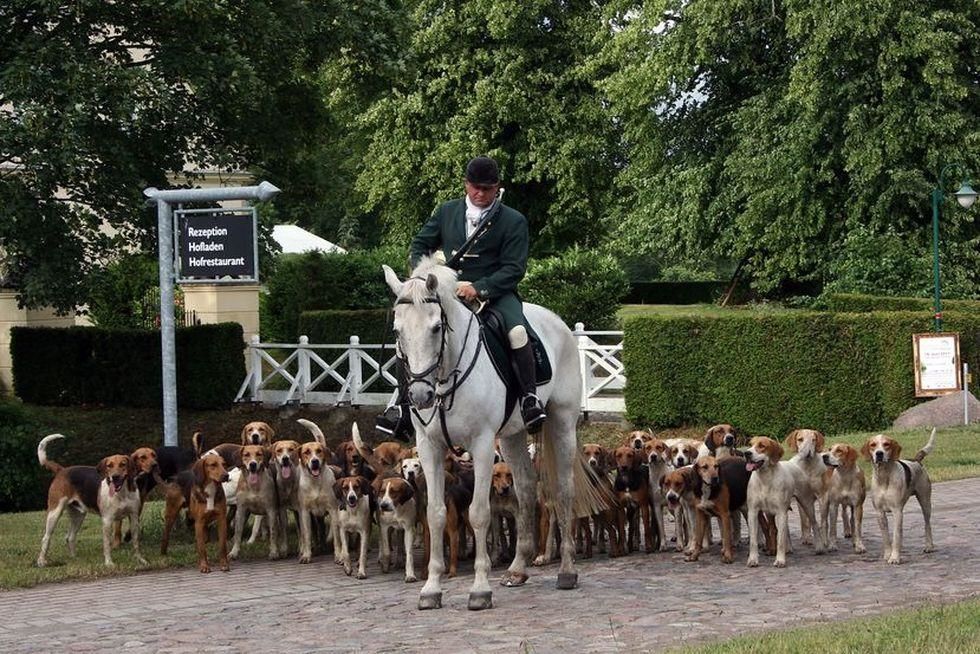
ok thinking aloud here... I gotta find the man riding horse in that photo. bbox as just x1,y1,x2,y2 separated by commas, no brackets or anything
376,155,547,441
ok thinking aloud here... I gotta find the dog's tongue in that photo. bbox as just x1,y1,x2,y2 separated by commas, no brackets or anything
108,482,117,497
248,471,260,486
745,461,760,472
311,468,320,478
281,465,292,479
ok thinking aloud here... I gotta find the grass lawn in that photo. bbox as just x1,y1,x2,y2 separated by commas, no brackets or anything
675,597,980,654
0,498,284,591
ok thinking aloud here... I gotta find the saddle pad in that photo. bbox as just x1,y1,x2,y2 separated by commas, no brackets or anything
480,309,553,389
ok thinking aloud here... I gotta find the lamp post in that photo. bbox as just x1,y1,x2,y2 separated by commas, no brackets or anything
931,164,976,332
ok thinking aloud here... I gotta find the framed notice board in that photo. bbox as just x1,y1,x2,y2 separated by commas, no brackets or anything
175,207,258,283
913,332,962,397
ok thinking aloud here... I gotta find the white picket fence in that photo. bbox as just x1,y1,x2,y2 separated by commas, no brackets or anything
235,323,625,413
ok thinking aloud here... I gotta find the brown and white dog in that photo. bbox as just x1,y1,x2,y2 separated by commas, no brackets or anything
643,438,672,552
667,439,701,469
206,421,276,470
161,453,231,573
612,445,657,553
296,419,341,564
36,434,147,568
821,443,867,553
579,443,623,558
375,476,418,582
490,461,519,565
685,455,750,564
661,465,697,552
862,430,936,564
271,438,302,555
786,429,831,547
698,424,739,460
626,430,654,451
745,436,824,568
335,475,375,578
229,445,282,561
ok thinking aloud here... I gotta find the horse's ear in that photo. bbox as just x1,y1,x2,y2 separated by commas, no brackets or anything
382,265,403,296
426,273,439,293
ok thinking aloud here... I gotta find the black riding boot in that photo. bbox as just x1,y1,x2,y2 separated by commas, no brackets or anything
375,361,414,442
511,342,546,434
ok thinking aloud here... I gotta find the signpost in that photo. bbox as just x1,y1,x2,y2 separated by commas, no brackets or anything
913,332,962,398
176,207,258,282
143,182,280,446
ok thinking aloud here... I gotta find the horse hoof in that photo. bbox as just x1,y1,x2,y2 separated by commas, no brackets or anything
556,572,578,590
499,572,528,587
468,591,493,611
418,592,443,610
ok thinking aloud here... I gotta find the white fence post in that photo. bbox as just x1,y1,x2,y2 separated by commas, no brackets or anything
349,335,363,405
297,335,311,404
248,333,262,400
574,322,589,414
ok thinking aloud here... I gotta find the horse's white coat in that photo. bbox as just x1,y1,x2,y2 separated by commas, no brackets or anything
383,259,583,608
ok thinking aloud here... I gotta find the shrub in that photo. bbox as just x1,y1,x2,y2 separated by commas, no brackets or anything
298,309,389,344
0,400,48,512
10,323,245,409
817,293,980,315
262,247,405,341
521,248,629,329
86,253,159,329
623,310,980,436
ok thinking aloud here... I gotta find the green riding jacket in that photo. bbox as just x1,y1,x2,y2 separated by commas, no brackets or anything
409,198,529,301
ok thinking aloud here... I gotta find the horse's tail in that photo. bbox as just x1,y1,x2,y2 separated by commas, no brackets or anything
536,423,614,519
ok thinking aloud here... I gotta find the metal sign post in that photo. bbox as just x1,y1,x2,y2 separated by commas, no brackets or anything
143,182,280,446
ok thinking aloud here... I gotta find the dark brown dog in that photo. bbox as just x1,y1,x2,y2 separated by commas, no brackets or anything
161,454,230,573
685,455,750,563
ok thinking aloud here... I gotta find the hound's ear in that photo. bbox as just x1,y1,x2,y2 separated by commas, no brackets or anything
603,448,615,470
784,431,800,452
843,445,858,467
815,431,826,451
703,429,715,451
401,480,415,502
890,439,902,460
426,273,439,293
360,476,374,497
265,424,276,441
658,475,667,489
383,265,404,296
239,425,250,445
860,439,873,461
770,440,785,461
333,479,344,500
97,457,109,477
126,457,136,490
193,459,206,486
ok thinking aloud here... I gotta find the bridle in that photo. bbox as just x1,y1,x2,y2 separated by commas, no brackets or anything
393,281,484,447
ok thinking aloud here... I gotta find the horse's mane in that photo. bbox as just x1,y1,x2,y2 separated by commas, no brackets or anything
400,256,459,306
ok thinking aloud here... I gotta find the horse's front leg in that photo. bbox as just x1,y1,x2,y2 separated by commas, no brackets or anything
418,437,446,610
498,433,536,587
467,439,495,610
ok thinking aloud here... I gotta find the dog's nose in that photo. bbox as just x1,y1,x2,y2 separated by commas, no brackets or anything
588,459,598,468
310,459,320,470
220,473,229,482
724,435,735,446
875,451,884,462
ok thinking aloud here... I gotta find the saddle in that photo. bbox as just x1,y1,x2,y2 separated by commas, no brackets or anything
478,307,553,391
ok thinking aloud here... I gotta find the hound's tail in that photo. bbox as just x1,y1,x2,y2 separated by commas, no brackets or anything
350,422,382,472
37,434,66,473
191,431,205,457
913,428,938,463
296,419,327,447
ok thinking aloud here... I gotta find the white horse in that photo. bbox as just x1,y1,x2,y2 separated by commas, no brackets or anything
383,258,606,611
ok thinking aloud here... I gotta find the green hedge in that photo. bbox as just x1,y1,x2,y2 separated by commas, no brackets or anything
521,248,629,329
0,400,48,512
624,311,980,436
625,281,731,305
298,309,389,344
262,247,405,341
819,293,980,314
10,323,245,409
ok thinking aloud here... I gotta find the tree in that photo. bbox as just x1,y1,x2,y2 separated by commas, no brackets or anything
355,0,623,255
0,0,402,311
599,0,980,295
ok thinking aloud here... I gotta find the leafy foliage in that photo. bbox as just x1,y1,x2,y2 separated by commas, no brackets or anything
599,0,980,295
521,248,629,329
355,0,623,254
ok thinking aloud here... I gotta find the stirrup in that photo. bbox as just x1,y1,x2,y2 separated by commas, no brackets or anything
520,395,546,434
375,405,414,442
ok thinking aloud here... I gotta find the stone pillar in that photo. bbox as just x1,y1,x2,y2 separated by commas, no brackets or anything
179,284,261,366
0,290,76,396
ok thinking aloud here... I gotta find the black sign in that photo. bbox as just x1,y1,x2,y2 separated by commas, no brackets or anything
178,211,256,280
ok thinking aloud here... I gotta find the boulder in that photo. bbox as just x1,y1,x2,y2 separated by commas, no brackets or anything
892,391,980,430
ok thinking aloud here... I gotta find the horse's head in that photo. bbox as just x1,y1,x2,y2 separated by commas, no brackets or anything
383,259,460,409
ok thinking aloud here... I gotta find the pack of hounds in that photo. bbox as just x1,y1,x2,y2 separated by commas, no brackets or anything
34,420,938,577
